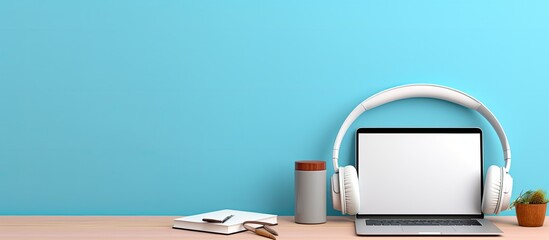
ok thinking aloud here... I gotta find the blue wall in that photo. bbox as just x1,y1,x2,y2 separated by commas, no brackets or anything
1,1,548,216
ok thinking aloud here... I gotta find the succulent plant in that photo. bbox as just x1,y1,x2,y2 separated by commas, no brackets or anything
530,191,547,204
512,189,549,208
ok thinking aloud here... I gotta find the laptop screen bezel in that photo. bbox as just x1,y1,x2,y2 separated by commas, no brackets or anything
355,128,484,219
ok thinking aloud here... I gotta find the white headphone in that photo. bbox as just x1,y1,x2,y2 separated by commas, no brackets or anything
331,84,513,215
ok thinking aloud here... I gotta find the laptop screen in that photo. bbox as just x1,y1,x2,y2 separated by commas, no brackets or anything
357,128,482,215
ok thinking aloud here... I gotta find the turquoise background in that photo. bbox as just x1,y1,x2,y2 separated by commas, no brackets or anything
1,1,548,216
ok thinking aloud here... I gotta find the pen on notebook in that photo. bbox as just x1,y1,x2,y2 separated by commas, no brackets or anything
202,214,234,223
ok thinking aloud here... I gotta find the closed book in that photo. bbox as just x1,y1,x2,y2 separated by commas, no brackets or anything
173,209,277,234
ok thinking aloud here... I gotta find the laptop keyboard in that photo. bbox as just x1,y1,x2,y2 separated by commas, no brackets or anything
366,219,481,226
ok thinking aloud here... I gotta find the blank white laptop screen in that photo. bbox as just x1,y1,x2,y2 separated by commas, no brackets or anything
357,129,482,215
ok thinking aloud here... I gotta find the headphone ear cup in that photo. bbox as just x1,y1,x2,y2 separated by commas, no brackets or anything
330,173,342,212
341,166,360,215
482,165,503,214
500,172,513,212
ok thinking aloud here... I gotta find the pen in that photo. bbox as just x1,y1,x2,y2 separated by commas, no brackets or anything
202,214,234,223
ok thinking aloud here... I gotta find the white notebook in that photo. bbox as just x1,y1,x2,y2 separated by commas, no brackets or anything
173,209,277,234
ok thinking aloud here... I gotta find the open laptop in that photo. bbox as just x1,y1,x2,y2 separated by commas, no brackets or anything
354,128,502,235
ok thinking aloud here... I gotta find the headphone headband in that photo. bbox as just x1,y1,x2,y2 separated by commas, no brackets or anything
332,84,511,173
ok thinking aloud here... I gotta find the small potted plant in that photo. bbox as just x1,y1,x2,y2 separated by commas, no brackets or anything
512,189,549,227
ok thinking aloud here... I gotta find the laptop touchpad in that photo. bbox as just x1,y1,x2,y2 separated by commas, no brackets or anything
402,226,456,233
365,226,403,233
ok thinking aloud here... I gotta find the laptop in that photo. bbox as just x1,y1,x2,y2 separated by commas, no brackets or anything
354,128,502,235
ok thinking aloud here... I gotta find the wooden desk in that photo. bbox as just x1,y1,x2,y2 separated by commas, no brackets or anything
0,216,547,239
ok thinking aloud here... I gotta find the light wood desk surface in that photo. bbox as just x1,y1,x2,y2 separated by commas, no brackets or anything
0,216,546,239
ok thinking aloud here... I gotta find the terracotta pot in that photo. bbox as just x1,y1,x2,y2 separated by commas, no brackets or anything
516,203,547,227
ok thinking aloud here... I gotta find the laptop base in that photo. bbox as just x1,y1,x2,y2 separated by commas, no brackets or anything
355,217,503,236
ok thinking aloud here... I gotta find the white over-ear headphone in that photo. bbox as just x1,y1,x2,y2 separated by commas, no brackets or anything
331,84,513,215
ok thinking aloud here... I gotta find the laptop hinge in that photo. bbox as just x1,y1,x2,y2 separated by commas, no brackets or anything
356,215,482,219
